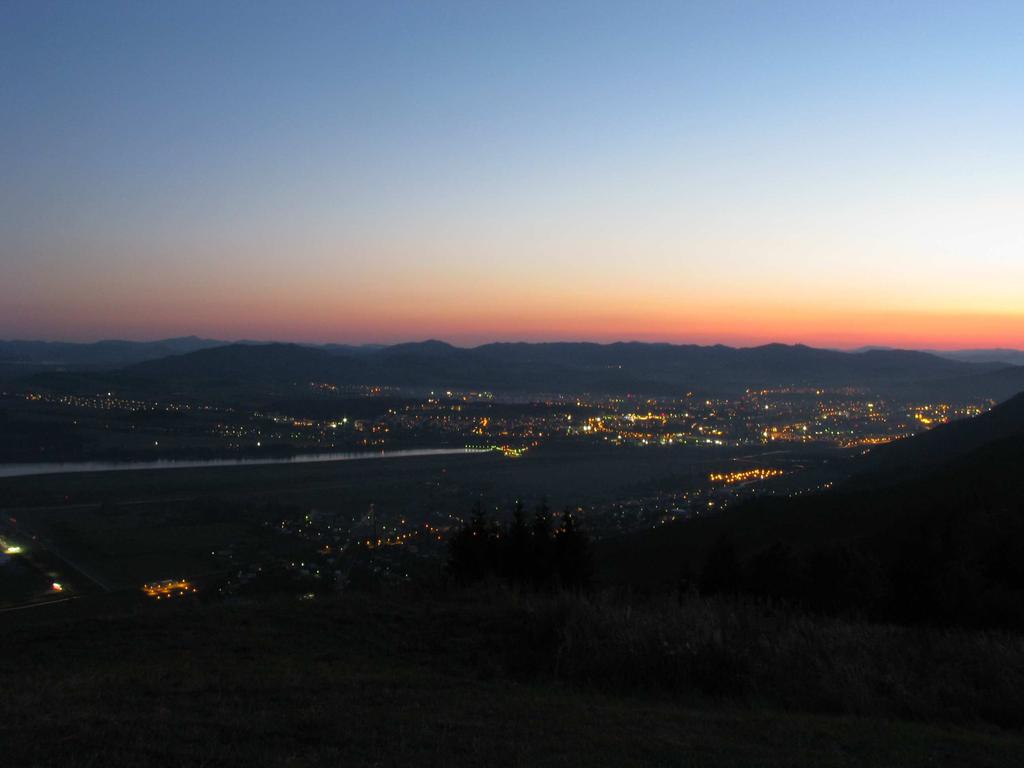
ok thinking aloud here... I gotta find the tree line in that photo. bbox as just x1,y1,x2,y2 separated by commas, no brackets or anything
447,500,592,590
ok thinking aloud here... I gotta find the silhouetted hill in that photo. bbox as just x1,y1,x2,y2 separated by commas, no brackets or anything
25,340,1019,400
937,348,1024,366
0,336,225,368
472,342,989,389
128,343,337,387
599,391,1024,628
891,364,1024,404
851,391,1024,484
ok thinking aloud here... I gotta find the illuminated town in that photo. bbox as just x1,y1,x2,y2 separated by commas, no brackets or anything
0,369,1005,607
1,385,992,463
142,578,197,599
4,382,989,601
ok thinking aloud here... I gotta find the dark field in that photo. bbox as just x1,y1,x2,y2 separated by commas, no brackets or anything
0,556,56,604
2,591,1023,768
0,441,805,507
0,442,823,591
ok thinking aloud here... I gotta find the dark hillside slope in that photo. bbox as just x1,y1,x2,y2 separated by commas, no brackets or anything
850,390,1024,484
599,395,1024,628
600,431,1024,583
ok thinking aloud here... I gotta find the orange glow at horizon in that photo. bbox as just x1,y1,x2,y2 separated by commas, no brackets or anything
6,248,1022,350
16,290,1023,350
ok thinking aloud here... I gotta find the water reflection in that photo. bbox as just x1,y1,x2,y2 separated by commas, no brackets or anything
0,448,487,479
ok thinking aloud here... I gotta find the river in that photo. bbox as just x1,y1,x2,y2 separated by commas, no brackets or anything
0,447,489,479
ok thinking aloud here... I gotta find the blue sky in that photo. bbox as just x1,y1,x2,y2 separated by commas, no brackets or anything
2,1,1022,346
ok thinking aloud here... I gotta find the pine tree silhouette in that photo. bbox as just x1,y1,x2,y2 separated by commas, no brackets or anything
529,500,554,588
501,500,531,587
554,506,592,591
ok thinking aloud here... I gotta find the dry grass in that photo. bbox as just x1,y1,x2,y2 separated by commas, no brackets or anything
1,591,1023,767
507,592,1024,726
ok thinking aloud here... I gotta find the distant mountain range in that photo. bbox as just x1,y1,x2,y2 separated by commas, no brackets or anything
5,336,1021,376
6,336,1020,368
853,346,1024,367
14,339,1024,401
935,348,1024,366
0,336,226,367
0,337,397,372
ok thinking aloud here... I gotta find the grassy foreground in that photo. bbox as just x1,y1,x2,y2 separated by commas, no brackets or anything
2,591,1023,767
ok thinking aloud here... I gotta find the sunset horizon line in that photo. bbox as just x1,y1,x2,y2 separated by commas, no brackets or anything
4,333,1022,355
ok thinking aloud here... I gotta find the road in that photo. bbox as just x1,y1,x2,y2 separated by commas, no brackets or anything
0,517,114,594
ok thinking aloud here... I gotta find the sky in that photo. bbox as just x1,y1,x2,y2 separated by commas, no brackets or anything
1,1,1022,349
